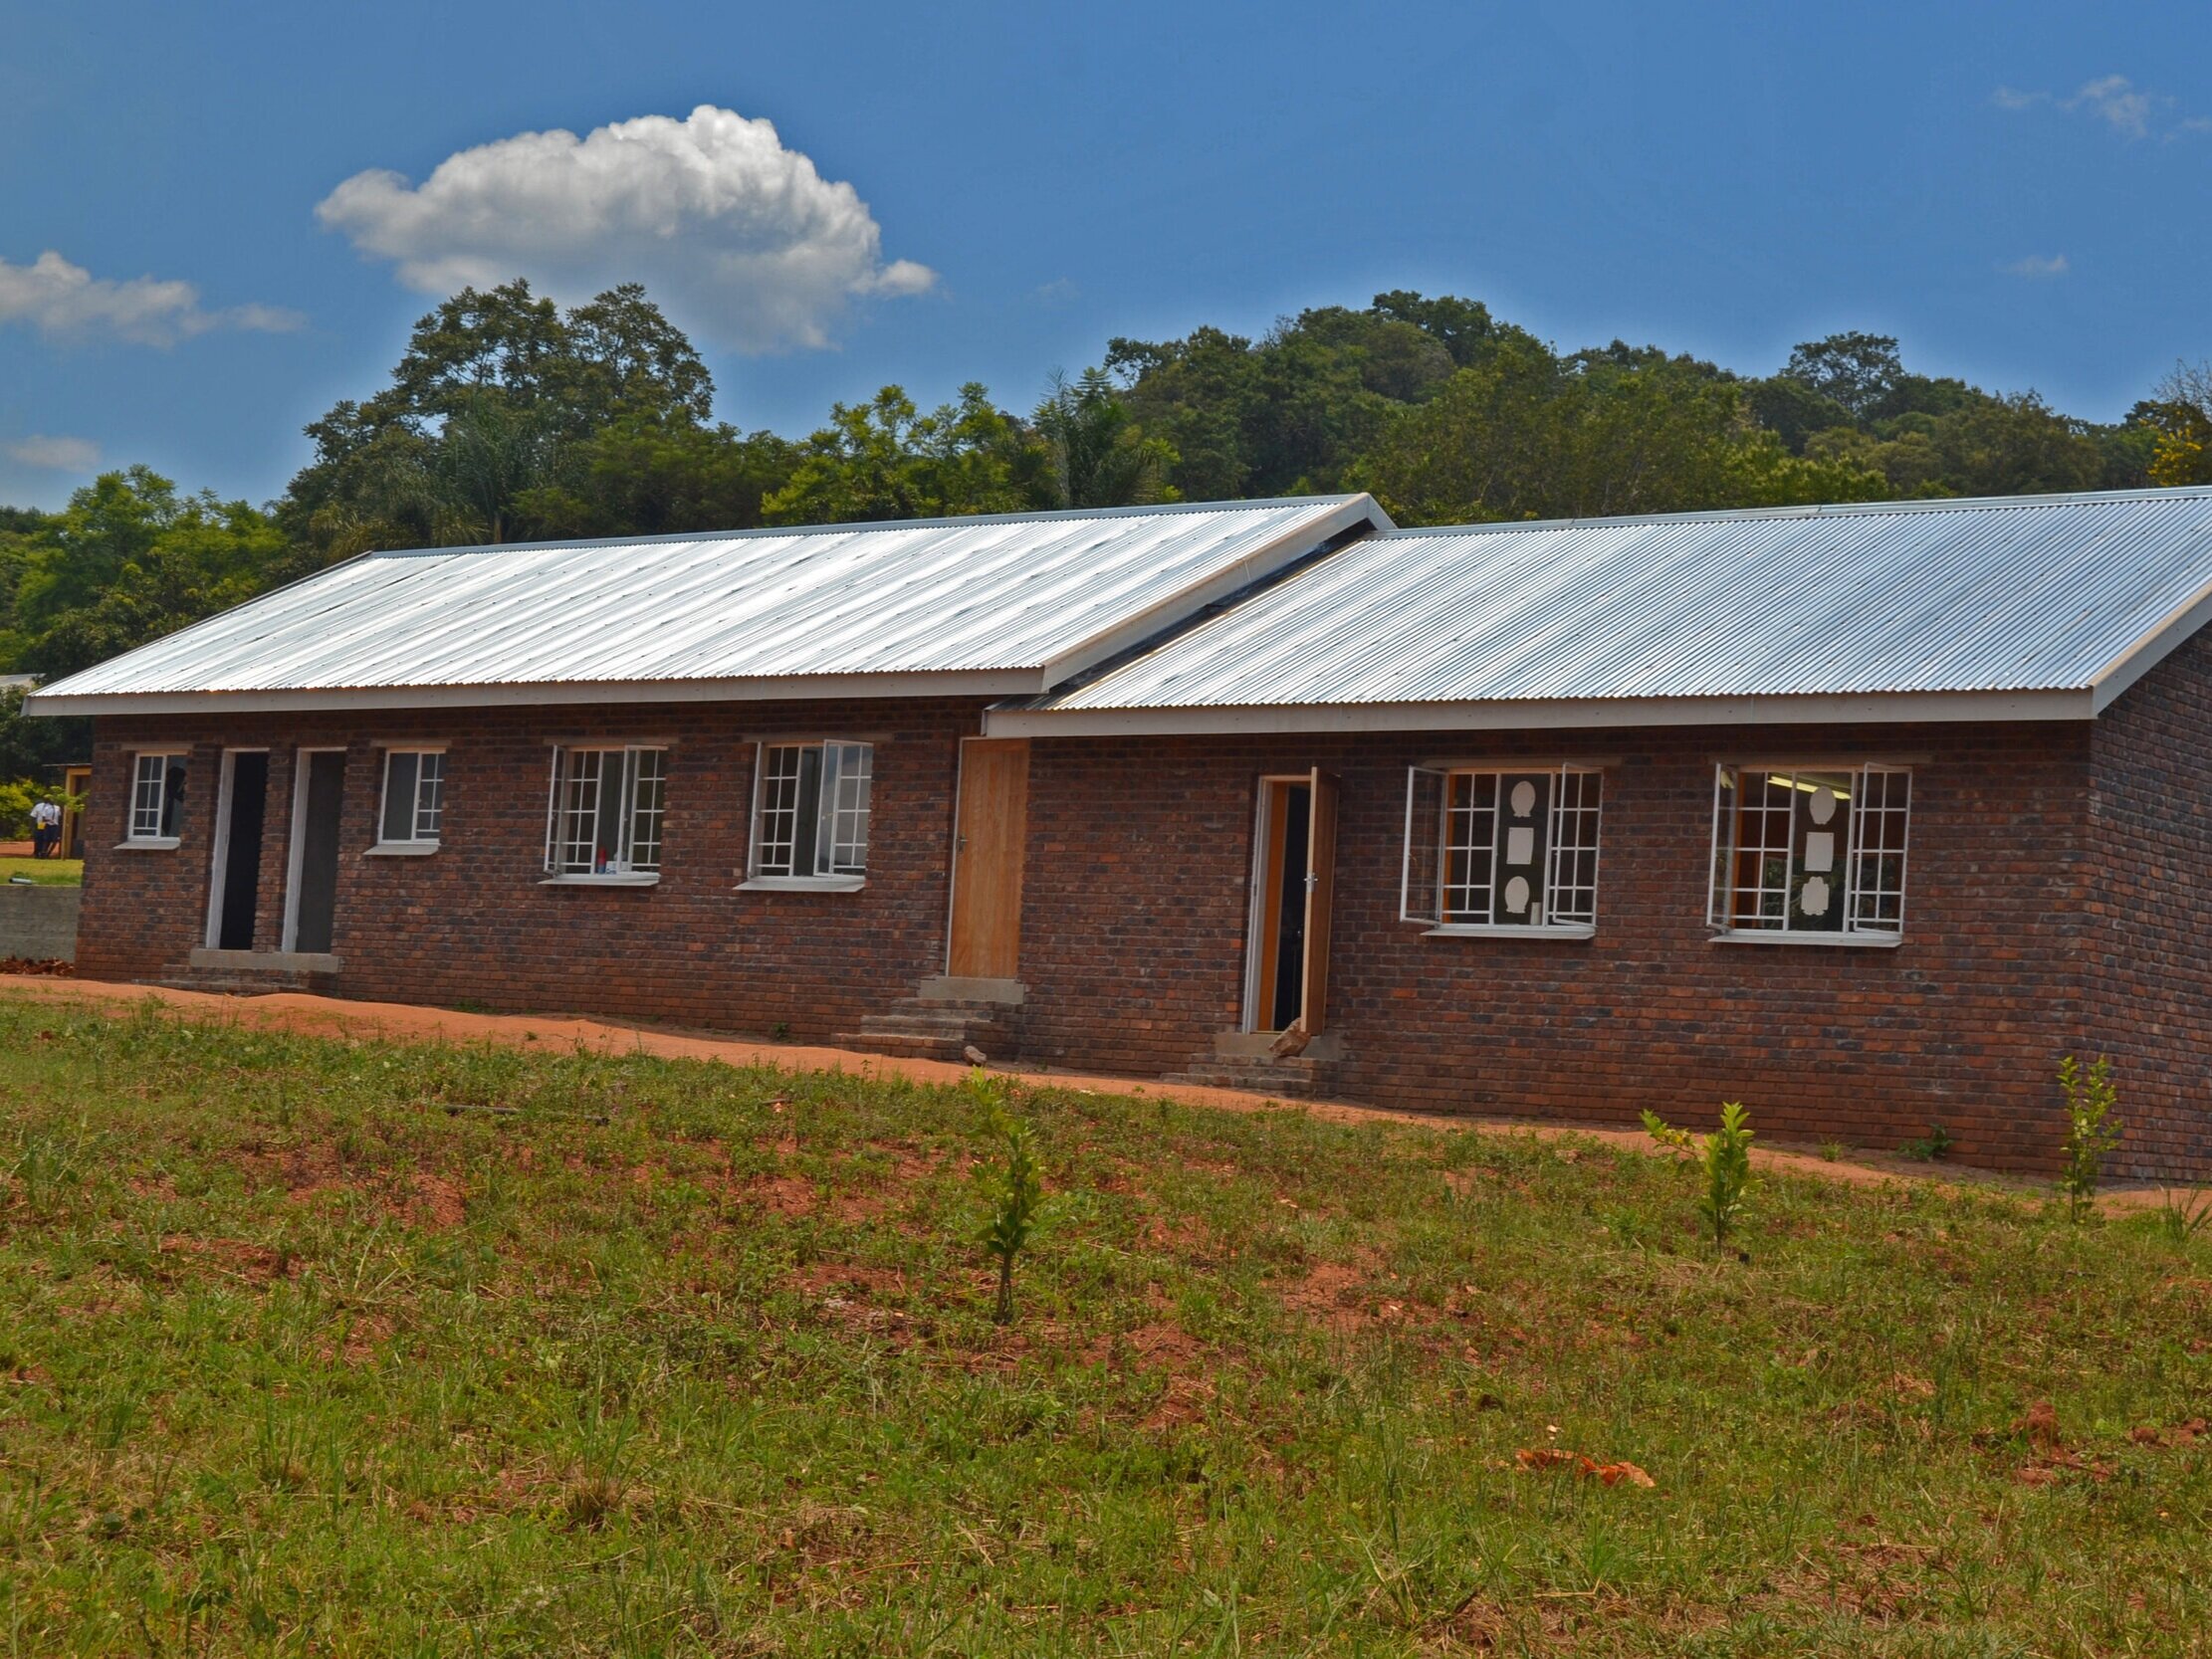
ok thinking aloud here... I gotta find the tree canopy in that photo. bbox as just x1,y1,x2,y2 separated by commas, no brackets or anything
0,277,2184,771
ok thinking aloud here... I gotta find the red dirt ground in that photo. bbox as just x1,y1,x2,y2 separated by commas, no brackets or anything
0,974,2185,1213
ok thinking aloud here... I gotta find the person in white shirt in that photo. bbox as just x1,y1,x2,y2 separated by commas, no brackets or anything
29,798,60,859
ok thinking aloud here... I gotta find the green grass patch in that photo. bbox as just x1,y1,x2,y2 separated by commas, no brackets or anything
0,998,2207,1654
0,855,81,887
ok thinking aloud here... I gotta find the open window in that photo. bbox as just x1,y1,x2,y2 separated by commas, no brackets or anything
1402,764,1602,934
544,745,665,883
124,750,188,847
373,748,445,852
746,740,872,889
1708,764,1909,942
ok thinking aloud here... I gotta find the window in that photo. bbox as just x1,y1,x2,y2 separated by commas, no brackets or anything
1402,764,1602,932
1708,765,1910,940
544,746,666,878
378,749,445,846
127,751,187,843
749,741,872,883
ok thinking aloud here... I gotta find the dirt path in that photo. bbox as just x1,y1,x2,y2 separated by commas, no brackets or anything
0,974,2183,1213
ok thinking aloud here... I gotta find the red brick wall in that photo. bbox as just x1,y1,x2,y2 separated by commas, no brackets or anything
2088,629,2212,1181
1018,721,2101,1172
79,698,989,1037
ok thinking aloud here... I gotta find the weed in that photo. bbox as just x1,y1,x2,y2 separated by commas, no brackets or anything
2058,1054,2122,1223
973,1072,1043,1325
772,1021,791,1041
1643,1103,1756,1250
2153,1185,2212,1247
1819,1139,1848,1162
1898,1124,1955,1161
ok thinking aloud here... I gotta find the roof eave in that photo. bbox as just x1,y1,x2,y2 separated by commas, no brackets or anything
983,688,2098,738
26,668,1044,720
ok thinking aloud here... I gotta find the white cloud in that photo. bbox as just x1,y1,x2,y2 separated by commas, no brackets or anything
2068,74,2155,137
2002,254,2070,279
1993,74,2202,140
0,251,304,345
317,104,939,353
4,434,102,473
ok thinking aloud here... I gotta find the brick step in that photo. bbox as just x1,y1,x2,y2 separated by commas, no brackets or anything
1162,1059,1338,1097
157,974,322,996
854,1011,1006,1038
833,1029,976,1063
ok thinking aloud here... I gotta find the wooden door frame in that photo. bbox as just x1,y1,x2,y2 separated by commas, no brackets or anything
1241,774,1312,1032
281,747,344,954
942,734,1029,979
204,747,271,950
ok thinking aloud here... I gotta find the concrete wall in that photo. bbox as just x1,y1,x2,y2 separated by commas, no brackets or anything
0,885,80,961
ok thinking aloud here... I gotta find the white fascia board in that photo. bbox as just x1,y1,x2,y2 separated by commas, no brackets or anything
1032,496,1394,689
984,689,2097,738
26,668,1038,719
2088,566,2212,715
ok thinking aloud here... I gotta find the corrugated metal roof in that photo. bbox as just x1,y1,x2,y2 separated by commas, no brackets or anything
1019,490,2212,718
28,497,1387,713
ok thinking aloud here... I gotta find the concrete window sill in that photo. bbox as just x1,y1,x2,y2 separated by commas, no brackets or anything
113,838,180,852
1709,930,1902,948
364,842,439,857
1421,923,1596,940
539,873,661,888
737,876,866,893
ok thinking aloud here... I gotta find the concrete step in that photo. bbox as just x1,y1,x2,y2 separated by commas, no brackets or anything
834,1030,975,1063
855,1011,1005,1038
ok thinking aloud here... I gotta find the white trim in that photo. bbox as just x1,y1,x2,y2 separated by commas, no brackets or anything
377,747,445,847
738,876,866,893
363,842,439,857
1709,930,1902,948
111,837,179,852
1422,923,1597,940
538,873,660,888
2091,563,2212,713
281,745,346,954
31,668,1043,719
985,689,2094,737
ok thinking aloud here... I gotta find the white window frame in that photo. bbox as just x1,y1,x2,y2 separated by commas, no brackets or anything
541,744,666,886
369,746,446,855
1707,763,1910,946
120,749,188,849
742,739,872,892
1401,763,1603,937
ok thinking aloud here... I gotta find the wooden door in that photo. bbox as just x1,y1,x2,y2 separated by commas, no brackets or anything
948,738,1029,979
1300,768,1340,1036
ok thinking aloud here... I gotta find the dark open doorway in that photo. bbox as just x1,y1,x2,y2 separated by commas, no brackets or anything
287,750,345,954
209,751,269,951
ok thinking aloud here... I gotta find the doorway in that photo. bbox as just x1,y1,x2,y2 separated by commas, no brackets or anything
947,737,1029,979
284,749,346,954
206,750,271,950
1244,768,1340,1035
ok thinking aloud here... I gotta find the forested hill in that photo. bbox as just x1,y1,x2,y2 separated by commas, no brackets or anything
5,282,2211,746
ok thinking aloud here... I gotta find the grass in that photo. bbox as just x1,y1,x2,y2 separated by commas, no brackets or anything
0,856,81,887
0,997,2208,1655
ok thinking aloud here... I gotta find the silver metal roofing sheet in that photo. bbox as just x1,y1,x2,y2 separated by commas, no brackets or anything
32,498,1378,704
1032,490,2212,711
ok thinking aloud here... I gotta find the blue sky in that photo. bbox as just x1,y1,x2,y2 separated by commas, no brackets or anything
2,0,2208,510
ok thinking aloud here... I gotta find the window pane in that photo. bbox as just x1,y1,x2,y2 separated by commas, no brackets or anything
1402,767,1446,925
382,752,419,843
1726,769,1795,929
131,754,165,839
415,752,444,839
593,751,625,871
555,749,602,873
756,745,802,876
1849,768,1910,932
1547,770,1602,925
159,759,187,839
628,749,666,873
1783,771,1853,933
823,742,871,875
791,746,824,877
1441,772,1496,923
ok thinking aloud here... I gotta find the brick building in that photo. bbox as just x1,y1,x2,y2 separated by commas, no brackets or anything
28,490,2212,1178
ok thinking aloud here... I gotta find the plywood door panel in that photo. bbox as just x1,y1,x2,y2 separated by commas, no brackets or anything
1300,768,1340,1036
948,738,1029,979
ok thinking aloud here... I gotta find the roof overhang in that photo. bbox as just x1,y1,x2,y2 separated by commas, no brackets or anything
26,668,1044,720
984,688,2098,738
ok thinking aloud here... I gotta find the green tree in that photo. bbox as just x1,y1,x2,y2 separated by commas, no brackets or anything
1782,332,1906,420
1033,368,1179,508
762,385,1052,524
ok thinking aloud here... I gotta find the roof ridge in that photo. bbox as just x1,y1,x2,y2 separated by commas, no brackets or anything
366,495,1372,560
1379,485,2212,540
